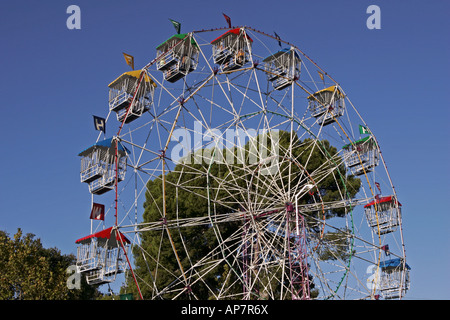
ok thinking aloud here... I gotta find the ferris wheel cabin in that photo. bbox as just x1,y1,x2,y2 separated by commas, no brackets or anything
263,48,301,90
156,33,199,83
378,258,411,299
211,28,253,72
342,135,379,176
78,138,128,195
108,70,156,124
364,195,401,235
75,227,130,285
307,86,345,125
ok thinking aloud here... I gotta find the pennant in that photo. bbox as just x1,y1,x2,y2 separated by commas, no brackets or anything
274,31,282,47
122,52,134,70
359,125,371,135
169,18,181,34
223,13,231,28
93,115,106,134
318,71,324,82
381,244,390,256
90,203,105,221
375,182,381,194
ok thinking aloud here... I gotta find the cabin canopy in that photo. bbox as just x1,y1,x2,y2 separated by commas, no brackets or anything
263,48,300,62
75,227,130,248
364,195,402,208
210,28,253,45
307,85,343,100
342,136,377,150
156,33,198,51
379,258,411,270
108,70,156,93
78,138,129,158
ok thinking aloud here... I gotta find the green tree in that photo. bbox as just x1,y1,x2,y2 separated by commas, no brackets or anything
128,161,240,299
0,229,100,300
126,131,360,299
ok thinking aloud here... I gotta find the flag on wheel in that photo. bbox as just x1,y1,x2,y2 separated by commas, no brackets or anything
122,52,135,70
93,115,106,134
375,182,381,194
90,203,105,220
359,125,371,135
169,19,181,34
223,13,231,28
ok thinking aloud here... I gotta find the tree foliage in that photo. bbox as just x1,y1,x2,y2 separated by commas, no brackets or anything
0,229,100,300
127,131,361,299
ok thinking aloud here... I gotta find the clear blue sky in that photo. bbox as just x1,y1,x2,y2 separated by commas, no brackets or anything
0,0,448,299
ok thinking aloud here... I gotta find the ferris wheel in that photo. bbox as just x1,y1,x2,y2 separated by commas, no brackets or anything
75,24,410,300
